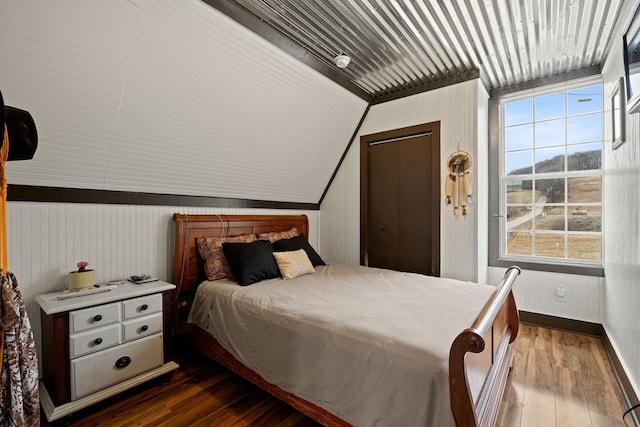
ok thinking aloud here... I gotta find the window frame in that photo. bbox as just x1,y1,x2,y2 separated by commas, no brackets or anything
488,73,605,277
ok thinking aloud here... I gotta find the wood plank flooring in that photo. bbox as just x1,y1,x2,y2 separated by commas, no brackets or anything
44,324,630,426
498,324,629,427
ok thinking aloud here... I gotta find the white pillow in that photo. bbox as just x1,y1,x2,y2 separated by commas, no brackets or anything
273,249,315,279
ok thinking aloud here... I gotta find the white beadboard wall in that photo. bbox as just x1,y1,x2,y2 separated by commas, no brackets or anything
600,0,640,399
487,267,603,323
320,75,606,325
0,0,367,204
476,83,490,285
8,201,319,375
321,79,486,282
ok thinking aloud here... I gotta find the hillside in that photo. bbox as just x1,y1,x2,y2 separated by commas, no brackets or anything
508,149,601,204
509,149,601,175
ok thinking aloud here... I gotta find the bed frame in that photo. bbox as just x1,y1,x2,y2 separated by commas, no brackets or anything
171,213,521,427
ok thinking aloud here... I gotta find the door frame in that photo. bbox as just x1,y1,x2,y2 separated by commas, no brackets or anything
360,121,441,273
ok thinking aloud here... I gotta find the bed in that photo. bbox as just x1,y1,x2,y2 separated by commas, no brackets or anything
170,213,520,427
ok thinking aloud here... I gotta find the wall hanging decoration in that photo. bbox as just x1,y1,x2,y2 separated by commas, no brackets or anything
445,150,473,216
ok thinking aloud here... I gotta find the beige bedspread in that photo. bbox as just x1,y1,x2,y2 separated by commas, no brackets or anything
188,263,495,427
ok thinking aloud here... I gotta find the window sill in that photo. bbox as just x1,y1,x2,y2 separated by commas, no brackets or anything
490,257,604,277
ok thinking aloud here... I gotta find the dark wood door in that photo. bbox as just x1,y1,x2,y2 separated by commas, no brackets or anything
361,122,440,276
367,141,399,270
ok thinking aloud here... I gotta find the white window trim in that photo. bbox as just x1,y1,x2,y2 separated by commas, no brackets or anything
489,74,605,276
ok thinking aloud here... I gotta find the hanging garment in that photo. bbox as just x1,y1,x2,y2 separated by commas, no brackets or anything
0,272,39,427
0,123,8,377
0,124,8,271
0,96,40,426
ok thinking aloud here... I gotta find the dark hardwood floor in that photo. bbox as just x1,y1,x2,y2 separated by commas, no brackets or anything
42,337,319,427
42,325,629,426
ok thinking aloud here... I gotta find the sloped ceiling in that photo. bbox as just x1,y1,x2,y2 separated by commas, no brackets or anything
0,0,367,205
211,0,627,102
1,0,632,206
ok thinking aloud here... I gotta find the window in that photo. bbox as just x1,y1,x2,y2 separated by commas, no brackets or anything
499,80,603,268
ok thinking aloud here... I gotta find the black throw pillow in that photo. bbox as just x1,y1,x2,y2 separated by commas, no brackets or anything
222,240,280,286
272,234,325,267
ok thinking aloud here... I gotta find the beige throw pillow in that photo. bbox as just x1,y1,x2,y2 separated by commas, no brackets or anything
273,249,315,280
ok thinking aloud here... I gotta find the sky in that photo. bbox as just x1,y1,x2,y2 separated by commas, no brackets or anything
504,85,603,175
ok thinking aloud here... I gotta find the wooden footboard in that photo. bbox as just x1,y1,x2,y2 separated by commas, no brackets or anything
449,266,521,427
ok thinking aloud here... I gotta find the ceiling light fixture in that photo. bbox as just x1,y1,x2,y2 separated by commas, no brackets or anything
334,54,351,69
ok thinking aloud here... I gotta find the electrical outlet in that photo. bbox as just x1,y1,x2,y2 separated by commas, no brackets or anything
555,286,567,303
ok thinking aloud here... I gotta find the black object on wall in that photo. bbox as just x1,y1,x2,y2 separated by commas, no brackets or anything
0,90,38,161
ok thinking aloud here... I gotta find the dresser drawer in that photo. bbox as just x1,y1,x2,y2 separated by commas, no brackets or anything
70,302,120,333
70,324,121,358
122,312,162,342
122,294,162,320
71,333,163,400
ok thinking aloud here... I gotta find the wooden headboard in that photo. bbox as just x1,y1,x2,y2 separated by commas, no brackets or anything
170,213,309,333
171,213,309,292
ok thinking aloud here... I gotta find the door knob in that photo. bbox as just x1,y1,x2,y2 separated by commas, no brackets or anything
381,226,387,231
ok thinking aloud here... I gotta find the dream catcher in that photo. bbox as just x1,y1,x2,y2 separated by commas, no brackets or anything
445,150,473,216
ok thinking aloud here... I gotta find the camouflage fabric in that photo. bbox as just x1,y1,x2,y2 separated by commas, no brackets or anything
0,272,39,427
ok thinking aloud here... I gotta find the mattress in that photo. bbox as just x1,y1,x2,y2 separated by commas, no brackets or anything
188,263,495,427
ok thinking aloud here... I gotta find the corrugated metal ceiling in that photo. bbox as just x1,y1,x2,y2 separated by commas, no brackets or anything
214,0,626,102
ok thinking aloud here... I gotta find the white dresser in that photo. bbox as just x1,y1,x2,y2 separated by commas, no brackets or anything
36,281,179,422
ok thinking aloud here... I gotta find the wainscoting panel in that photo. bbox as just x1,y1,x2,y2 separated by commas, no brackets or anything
488,266,603,324
6,201,319,375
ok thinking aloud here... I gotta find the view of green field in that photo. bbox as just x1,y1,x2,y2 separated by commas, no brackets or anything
505,176,601,260
568,234,602,260
510,205,601,231
568,176,601,203
506,231,601,260
506,186,533,204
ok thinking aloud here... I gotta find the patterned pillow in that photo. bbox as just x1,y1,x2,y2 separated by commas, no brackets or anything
272,249,315,280
256,227,299,243
197,234,256,281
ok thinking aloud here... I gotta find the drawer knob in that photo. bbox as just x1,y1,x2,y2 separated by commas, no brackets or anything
140,325,149,332
141,304,149,311
115,356,131,369
94,338,103,345
93,314,103,322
